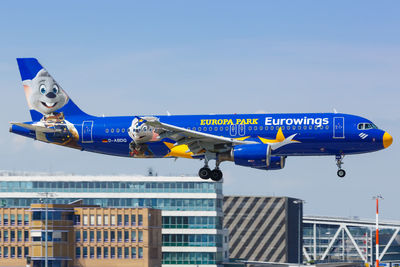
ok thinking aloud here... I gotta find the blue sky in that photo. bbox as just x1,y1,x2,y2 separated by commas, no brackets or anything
1,1,399,220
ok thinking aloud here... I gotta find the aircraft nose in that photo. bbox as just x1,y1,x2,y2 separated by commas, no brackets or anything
383,132,393,148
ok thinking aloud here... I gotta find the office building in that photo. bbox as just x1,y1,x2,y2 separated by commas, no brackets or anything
223,196,302,264
0,175,226,266
0,201,161,267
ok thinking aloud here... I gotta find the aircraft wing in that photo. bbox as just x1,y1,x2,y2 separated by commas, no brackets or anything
142,117,257,154
10,122,62,133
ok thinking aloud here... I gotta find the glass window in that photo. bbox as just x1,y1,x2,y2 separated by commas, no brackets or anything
24,214,29,225
138,231,143,242
24,247,28,257
138,215,143,226
96,215,101,225
76,231,81,242
83,247,87,258
124,247,129,259
18,230,22,241
4,247,8,258
90,215,95,225
17,214,22,225
97,247,102,259
111,247,115,258
24,230,29,241
117,231,122,242
10,214,15,225
131,247,137,258
83,215,88,225
111,215,116,225
117,215,122,225
76,247,81,258
90,247,94,258
104,247,109,259
139,247,143,258
104,231,108,242
131,215,136,226
104,215,109,225
118,247,122,258
83,231,87,242
96,231,101,242
90,231,94,242
124,214,129,226
111,231,115,242
131,231,136,242
124,230,129,242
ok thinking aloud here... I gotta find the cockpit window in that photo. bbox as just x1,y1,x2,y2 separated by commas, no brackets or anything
358,123,378,130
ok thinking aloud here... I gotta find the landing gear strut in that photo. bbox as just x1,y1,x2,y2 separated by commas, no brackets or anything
198,157,223,181
336,155,346,178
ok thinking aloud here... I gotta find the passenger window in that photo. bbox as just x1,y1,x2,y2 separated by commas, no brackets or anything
214,127,218,131
111,129,114,133
203,127,207,131
116,128,120,133
209,127,212,131
105,129,109,133
248,126,252,131
365,124,372,130
121,128,125,133
303,126,307,130
220,127,223,131
198,127,201,131
254,126,258,131
265,126,268,130
358,124,364,130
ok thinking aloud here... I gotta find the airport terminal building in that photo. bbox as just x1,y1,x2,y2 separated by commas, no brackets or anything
0,175,227,267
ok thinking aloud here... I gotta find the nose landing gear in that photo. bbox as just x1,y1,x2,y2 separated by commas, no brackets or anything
336,155,346,178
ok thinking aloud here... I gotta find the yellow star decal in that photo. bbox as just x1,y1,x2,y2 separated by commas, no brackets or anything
163,142,193,158
258,127,300,144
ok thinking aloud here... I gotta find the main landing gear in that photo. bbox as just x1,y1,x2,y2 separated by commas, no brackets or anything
336,155,346,178
198,157,223,181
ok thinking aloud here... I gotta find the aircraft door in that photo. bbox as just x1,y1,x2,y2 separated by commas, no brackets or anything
333,117,344,139
230,124,237,136
238,124,246,136
82,121,94,143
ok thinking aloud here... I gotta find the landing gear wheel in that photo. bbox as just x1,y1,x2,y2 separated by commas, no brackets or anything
199,167,211,179
337,169,346,178
210,169,223,181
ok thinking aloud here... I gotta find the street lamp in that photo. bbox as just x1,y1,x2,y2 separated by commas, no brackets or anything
38,192,56,267
373,195,383,267
293,199,305,267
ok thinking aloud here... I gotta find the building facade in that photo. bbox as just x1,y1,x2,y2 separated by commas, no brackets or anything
0,175,227,266
0,202,161,267
223,196,302,264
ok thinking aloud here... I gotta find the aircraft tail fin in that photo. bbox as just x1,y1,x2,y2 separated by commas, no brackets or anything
16,58,89,121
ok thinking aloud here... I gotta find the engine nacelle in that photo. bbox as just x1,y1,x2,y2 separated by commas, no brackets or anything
228,144,285,170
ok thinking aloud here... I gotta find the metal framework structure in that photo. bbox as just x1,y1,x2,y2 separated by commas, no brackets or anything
303,216,400,265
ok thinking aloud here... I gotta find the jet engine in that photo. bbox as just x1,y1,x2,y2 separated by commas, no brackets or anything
218,144,286,170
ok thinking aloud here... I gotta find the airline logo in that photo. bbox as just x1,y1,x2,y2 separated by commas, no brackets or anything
359,132,368,139
265,117,329,127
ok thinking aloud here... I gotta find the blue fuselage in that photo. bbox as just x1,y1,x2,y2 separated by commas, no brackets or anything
12,113,389,159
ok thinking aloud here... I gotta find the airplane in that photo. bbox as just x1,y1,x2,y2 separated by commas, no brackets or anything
10,58,393,181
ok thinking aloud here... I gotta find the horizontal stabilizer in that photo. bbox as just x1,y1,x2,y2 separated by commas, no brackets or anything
10,122,62,133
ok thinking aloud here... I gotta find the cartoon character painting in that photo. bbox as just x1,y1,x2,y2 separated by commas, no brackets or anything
128,117,159,157
22,68,80,148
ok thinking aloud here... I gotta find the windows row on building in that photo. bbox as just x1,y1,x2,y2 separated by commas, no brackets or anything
0,230,29,243
3,198,222,211
162,252,222,265
76,213,143,226
75,246,143,259
76,229,144,243
162,216,222,229
0,213,30,226
162,234,223,247
0,181,222,194
0,246,29,258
